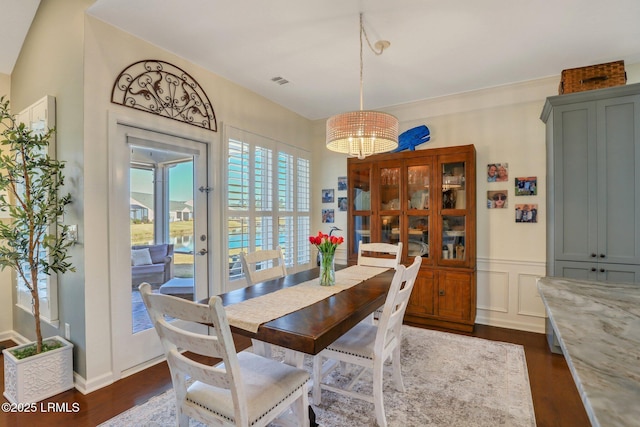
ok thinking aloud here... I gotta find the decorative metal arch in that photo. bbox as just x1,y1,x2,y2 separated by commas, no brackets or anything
111,60,217,132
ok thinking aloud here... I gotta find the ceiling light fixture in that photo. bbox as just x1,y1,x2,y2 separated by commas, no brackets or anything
326,13,398,159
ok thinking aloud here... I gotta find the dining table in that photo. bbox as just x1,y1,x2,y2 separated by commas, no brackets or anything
201,266,395,362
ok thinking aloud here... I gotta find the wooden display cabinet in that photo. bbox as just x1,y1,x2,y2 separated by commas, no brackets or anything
347,144,476,332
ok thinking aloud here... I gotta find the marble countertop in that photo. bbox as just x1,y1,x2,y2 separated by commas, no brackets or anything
537,277,640,427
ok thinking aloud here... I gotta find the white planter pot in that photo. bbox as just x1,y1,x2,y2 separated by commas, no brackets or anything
3,336,74,404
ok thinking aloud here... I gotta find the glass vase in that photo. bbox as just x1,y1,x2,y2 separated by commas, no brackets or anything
319,251,336,286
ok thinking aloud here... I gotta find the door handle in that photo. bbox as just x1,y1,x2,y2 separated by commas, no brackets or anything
197,249,208,256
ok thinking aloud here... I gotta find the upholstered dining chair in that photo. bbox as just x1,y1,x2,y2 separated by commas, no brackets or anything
239,247,287,358
139,283,309,427
358,241,403,322
312,256,422,427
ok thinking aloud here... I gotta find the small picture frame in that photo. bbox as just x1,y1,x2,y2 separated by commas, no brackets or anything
487,190,508,209
515,177,537,196
322,189,334,203
338,197,348,211
515,204,538,223
322,209,335,223
487,163,509,182
337,176,347,191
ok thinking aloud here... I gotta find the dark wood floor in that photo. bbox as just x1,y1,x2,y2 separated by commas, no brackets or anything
1,324,590,427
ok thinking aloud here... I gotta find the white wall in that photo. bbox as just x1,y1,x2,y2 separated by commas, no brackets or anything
0,72,12,338
312,67,640,333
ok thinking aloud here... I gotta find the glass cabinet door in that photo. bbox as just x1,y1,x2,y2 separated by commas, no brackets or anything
441,161,466,210
379,166,400,211
441,160,467,262
378,165,401,245
442,215,466,261
350,167,371,258
407,164,430,260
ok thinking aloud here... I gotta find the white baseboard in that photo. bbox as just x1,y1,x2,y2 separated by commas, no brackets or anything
73,371,113,395
0,331,30,345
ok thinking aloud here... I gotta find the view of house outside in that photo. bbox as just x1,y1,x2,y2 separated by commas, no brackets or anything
130,162,195,278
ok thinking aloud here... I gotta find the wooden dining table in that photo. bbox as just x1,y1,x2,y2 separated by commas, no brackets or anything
202,267,395,356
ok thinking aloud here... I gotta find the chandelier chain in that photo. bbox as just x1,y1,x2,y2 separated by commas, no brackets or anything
359,13,385,111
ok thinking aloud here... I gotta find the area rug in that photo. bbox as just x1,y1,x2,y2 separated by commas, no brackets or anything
99,326,536,426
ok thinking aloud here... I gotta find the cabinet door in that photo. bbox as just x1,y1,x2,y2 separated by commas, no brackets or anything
407,268,434,316
596,262,640,283
437,153,474,267
554,260,597,281
555,260,640,283
348,165,372,262
553,102,598,262
597,95,640,265
436,270,473,321
376,161,402,246
406,158,432,265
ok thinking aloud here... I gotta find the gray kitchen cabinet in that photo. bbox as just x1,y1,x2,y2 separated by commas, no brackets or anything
541,83,640,281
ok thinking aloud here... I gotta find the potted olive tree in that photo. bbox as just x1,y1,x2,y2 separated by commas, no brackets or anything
0,96,75,403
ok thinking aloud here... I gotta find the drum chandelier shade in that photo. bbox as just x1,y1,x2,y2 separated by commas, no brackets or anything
326,13,398,159
326,110,399,159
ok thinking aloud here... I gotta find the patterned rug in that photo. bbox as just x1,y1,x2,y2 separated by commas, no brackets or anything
99,326,536,426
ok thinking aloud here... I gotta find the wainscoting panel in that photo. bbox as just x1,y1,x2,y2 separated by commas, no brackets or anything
477,270,509,313
475,258,546,333
517,273,546,318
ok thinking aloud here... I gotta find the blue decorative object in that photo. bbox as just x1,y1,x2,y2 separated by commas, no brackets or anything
392,125,431,152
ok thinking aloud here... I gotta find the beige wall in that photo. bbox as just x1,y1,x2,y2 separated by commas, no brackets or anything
0,72,12,336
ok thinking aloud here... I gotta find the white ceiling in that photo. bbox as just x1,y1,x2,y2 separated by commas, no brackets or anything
4,0,640,120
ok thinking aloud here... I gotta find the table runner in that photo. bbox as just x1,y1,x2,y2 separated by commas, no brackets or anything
225,265,389,333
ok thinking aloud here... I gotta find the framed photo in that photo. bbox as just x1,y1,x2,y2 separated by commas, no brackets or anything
322,189,334,203
487,190,508,209
322,209,335,223
515,204,538,223
515,177,537,196
487,163,508,182
338,197,348,211
337,176,347,191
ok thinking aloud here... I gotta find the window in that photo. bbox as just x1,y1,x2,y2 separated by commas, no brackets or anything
14,96,59,325
226,126,311,284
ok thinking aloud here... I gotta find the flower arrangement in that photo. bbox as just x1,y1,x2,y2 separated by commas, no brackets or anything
309,231,344,286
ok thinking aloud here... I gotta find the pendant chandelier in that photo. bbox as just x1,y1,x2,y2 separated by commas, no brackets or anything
326,13,398,159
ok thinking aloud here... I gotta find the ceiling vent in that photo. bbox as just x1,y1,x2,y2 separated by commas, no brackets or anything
271,76,289,85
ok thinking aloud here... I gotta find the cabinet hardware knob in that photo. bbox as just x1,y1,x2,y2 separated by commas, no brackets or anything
599,254,605,258
438,290,445,296
600,268,605,273
591,253,597,258
591,268,596,272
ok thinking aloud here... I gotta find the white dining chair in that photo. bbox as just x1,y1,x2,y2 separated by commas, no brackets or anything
357,241,403,269
139,283,309,427
312,256,422,427
240,246,287,285
239,247,287,358
358,241,403,322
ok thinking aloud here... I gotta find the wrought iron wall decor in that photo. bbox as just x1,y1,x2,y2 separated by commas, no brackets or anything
111,60,217,132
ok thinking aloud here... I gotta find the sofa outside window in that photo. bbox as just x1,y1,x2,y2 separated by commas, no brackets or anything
131,244,174,286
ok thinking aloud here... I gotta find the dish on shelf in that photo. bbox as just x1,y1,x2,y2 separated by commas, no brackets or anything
444,230,465,237
408,241,428,256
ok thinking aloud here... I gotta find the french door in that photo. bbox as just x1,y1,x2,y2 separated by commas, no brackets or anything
109,124,209,377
